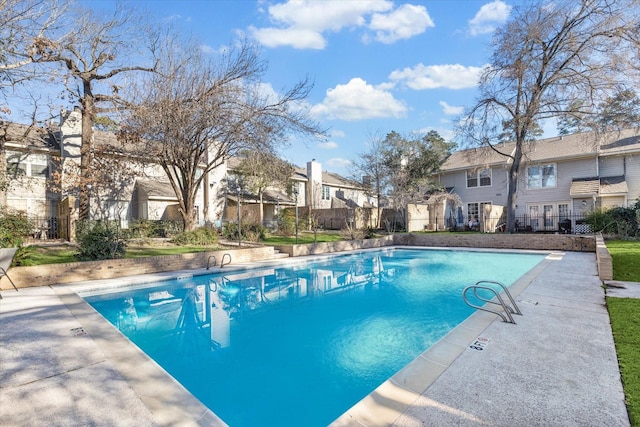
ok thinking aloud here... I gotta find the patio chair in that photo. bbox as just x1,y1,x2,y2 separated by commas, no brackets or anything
0,247,19,299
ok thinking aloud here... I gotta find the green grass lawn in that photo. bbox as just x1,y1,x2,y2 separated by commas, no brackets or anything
606,239,640,426
17,231,345,266
16,243,221,266
607,297,640,426
606,240,640,281
262,232,343,245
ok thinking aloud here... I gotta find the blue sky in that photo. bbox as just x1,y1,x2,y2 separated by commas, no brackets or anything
94,0,517,175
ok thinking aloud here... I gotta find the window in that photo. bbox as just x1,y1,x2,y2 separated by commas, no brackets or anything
322,185,330,201
529,205,540,230
527,164,556,189
466,170,477,188
31,161,49,178
7,153,49,179
543,205,553,227
467,202,492,223
467,168,491,188
558,204,569,220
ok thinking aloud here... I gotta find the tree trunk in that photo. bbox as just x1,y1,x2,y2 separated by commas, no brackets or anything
0,142,7,208
78,81,95,221
505,142,523,233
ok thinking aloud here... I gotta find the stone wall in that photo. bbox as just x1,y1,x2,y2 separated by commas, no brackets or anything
275,235,394,257
0,246,276,289
1,233,602,291
394,233,596,252
274,233,595,257
595,233,613,280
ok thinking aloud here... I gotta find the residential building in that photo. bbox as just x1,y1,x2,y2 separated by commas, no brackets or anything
432,130,640,232
3,109,373,237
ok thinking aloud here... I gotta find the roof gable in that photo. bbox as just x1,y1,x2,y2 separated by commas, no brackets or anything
441,129,640,172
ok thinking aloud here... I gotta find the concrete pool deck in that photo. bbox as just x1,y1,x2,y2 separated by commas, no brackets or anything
0,249,635,426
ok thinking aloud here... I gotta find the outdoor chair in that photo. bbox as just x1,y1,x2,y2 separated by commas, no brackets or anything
0,247,19,299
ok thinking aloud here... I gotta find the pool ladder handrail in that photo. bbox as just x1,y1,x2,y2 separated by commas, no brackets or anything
206,255,217,270
462,280,522,324
220,253,231,267
206,253,232,270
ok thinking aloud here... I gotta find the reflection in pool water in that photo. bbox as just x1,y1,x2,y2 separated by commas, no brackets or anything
83,248,545,427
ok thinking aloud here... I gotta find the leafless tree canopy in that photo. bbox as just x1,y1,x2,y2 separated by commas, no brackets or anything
0,0,70,94
459,0,640,232
120,40,323,230
27,3,158,220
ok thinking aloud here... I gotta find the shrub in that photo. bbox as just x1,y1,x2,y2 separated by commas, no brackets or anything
171,227,219,246
585,203,639,237
76,223,127,260
222,222,266,242
276,211,296,236
126,219,183,238
340,223,365,240
0,209,33,247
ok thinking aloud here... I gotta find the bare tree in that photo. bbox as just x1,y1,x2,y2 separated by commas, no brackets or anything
120,40,323,231
235,149,294,224
459,0,640,232
1,0,70,206
30,3,157,220
0,0,69,93
352,133,390,229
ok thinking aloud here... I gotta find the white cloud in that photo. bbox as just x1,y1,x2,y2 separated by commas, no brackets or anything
249,26,327,49
368,4,434,44
331,129,346,138
416,126,455,142
389,63,486,90
318,141,338,149
251,0,438,49
439,101,464,115
311,77,408,121
468,0,511,36
325,157,352,169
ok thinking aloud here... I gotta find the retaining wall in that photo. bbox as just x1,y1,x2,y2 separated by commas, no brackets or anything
595,233,613,280
2,233,604,291
0,246,275,290
275,233,595,257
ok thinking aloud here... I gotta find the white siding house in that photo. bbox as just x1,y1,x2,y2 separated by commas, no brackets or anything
3,110,373,236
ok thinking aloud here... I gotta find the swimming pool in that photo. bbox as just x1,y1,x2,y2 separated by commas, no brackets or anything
82,248,545,426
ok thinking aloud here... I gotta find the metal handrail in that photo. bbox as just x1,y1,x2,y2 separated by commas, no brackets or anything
206,255,217,270
220,253,231,267
472,280,522,315
462,284,517,324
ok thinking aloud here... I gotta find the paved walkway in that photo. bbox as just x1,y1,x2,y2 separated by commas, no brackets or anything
0,250,635,426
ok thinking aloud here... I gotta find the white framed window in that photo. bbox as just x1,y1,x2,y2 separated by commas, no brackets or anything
527,163,556,189
322,185,330,201
7,153,50,179
467,201,492,223
467,168,492,188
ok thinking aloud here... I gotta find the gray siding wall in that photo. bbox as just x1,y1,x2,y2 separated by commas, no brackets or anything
514,157,597,215
599,156,625,177
626,155,640,205
439,166,509,212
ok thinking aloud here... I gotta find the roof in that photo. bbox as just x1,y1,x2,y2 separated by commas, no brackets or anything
135,179,178,201
1,122,60,151
440,129,640,172
570,176,628,197
292,166,362,189
599,176,628,195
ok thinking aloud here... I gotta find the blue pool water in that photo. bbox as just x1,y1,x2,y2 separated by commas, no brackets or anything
83,248,545,426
